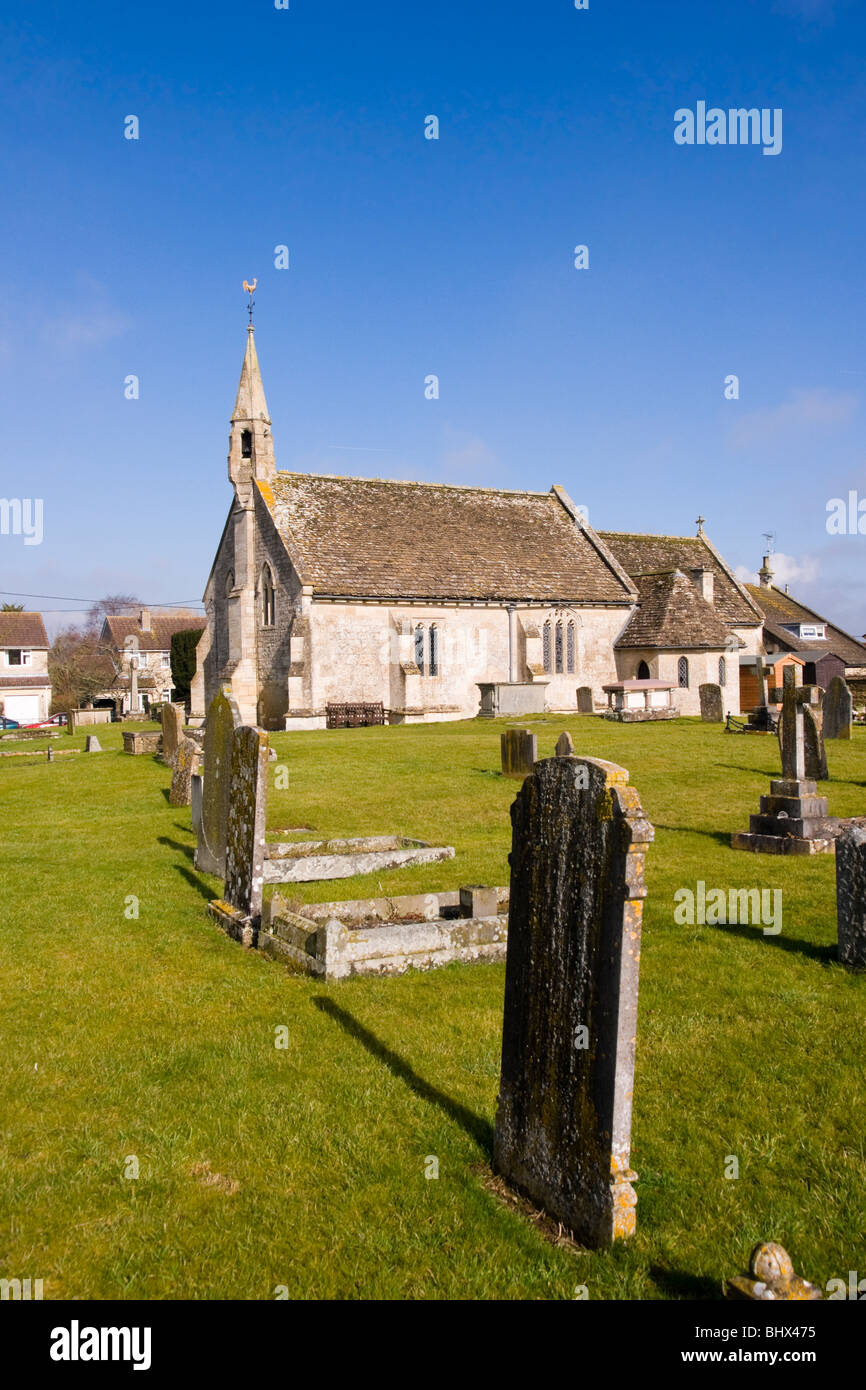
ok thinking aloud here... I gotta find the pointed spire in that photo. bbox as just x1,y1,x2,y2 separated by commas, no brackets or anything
232,325,272,427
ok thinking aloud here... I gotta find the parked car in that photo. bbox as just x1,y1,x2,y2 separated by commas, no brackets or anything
0,717,20,729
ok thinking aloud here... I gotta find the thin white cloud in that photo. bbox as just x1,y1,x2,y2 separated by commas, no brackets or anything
43,309,131,348
727,388,858,450
735,552,820,588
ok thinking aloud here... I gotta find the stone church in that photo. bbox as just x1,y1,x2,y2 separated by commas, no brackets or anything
191,324,765,728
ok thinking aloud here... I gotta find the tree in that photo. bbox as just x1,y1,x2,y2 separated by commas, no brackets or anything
170,628,204,706
49,625,123,712
1,602,24,611
85,593,142,634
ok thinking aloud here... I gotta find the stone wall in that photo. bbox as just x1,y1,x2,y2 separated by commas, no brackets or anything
614,646,742,716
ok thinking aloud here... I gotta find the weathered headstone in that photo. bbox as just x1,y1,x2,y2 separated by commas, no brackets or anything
823,676,853,741
169,736,200,807
161,703,185,767
196,687,242,876
698,682,723,722
576,686,594,714
500,728,537,778
84,735,102,752
191,773,203,840
494,755,654,1247
727,1243,822,1301
555,731,574,757
223,726,270,924
803,701,828,781
779,674,822,782
836,825,866,969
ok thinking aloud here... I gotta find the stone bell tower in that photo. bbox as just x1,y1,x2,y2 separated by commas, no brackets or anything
223,283,276,721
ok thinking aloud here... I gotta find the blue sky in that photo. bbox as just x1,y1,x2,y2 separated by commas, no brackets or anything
1,0,864,635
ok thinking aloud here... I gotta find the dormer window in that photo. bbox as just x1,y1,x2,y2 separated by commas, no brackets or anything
798,624,825,641
241,430,252,459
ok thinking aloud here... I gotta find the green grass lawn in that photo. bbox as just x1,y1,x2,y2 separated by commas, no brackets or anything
1,715,864,1300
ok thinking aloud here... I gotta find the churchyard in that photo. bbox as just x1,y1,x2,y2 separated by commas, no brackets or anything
1,714,864,1299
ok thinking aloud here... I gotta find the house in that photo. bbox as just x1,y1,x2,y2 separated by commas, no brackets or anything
745,555,866,710
0,612,52,724
100,609,205,715
597,529,765,715
192,321,765,726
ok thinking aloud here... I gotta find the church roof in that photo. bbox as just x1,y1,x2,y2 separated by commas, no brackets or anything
745,583,866,668
0,612,49,648
599,531,761,626
614,569,733,650
261,473,636,604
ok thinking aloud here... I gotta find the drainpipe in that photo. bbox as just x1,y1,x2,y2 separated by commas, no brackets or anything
507,605,517,683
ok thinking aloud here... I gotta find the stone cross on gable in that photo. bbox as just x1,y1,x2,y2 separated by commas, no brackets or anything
780,669,821,782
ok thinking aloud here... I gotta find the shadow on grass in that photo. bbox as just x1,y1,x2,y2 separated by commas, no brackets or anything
313,996,494,1155
175,864,216,903
709,917,837,965
653,824,733,847
648,1265,720,1300
158,835,194,862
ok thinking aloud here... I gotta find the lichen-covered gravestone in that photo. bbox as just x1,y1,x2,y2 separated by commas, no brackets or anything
576,686,594,714
500,728,537,778
494,755,654,1248
779,677,827,782
169,736,200,807
804,701,828,782
699,683,723,722
223,725,270,925
161,702,185,768
823,676,853,741
555,731,574,757
836,825,866,969
196,687,242,876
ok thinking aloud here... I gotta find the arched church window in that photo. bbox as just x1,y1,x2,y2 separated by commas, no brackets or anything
428,624,439,677
678,656,689,688
566,621,575,674
261,565,275,627
414,625,425,675
542,621,552,674
719,655,726,687
241,430,252,459
637,660,650,680
555,621,564,674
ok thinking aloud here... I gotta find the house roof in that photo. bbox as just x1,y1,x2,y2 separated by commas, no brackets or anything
599,531,762,626
102,614,205,653
0,612,49,648
0,673,52,688
260,473,636,604
614,569,734,650
745,584,866,668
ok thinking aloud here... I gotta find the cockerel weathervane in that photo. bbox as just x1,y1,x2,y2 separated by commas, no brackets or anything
243,279,257,326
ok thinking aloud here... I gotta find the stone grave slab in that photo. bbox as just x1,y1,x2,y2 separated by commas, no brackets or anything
500,728,537,778
836,825,866,969
196,687,242,876
823,676,852,741
699,683,723,722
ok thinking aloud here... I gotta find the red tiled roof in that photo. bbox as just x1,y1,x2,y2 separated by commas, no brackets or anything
0,612,49,648
102,614,205,653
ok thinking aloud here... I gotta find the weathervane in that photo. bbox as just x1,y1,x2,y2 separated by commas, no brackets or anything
242,278,257,326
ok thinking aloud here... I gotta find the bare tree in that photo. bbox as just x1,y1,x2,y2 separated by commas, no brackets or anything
85,593,143,634
49,625,125,711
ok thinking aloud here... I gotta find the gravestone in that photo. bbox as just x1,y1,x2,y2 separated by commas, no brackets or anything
161,703,185,767
494,755,654,1247
84,735,102,752
803,701,828,781
576,686,594,714
699,683,723,723
500,728,537,778
169,736,200,807
555,731,574,757
223,726,270,924
191,773,203,840
836,825,866,969
823,676,853,741
196,687,242,876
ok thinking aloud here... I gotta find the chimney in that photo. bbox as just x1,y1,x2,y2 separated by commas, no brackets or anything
691,568,714,604
758,554,774,589
139,608,152,633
